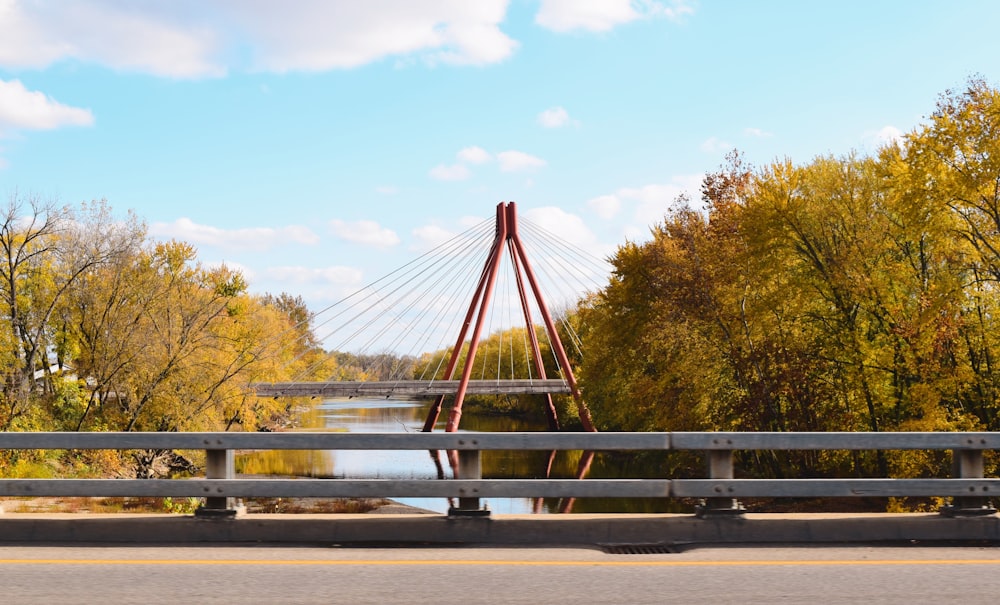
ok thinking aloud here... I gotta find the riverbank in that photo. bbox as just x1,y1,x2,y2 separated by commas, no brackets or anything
0,496,436,515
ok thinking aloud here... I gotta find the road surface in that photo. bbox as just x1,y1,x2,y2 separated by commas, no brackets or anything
1,544,999,604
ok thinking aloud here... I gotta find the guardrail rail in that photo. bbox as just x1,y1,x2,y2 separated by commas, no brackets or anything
0,431,996,518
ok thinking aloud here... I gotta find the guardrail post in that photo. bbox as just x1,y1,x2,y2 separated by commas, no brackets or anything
449,449,489,517
940,449,996,517
195,448,240,519
696,449,745,518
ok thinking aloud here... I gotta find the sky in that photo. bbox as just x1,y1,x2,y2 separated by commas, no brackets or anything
2,0,1000,330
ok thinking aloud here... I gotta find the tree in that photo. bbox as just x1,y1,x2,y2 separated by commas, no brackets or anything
899,77,1000,429
0,197,145,429
64,241,292,433
577,93,1000,481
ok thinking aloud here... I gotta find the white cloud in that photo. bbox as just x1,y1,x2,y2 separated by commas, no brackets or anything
264,265,364,286
429,163,472,181
535,0,638,32
425,4,520,66
658,0,696,21
744,127,773,138
523,206,599,247
375,185,399,195
586,194,621,220
537,106,577,128
535,0,694,33
0,79,94,130
260,265,371,309
149,218,319,251
457,145,492,164
0,1,223,78
497,150,547,172
700,136,733,153
329,219,401,247
230,1,518,71
430,146,491,181
622,224,647,241
0,1,518,77
865,125,904,149
622,176,704,224
458,214,485,229
205,259,255,280
589,174,704,234
412,223,457,251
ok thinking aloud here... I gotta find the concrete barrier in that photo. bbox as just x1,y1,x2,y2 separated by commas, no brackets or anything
0,513,997,547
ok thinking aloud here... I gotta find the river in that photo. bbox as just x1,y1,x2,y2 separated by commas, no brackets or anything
238,397,688,514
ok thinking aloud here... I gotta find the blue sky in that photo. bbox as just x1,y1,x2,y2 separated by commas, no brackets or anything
2,0,1000,320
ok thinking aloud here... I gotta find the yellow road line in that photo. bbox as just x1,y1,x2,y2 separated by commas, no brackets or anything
0,559,999,567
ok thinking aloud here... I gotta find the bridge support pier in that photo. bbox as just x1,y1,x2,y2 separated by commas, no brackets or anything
696,449,745,518
940,448,997,517
195,449,241,519
449,450,490,518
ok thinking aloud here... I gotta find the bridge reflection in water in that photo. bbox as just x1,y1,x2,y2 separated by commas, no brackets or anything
236,397,684,514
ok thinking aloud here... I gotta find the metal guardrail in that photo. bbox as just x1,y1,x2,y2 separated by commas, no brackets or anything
0,431,996,517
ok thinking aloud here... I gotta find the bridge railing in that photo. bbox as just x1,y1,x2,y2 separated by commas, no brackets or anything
0,431,996,517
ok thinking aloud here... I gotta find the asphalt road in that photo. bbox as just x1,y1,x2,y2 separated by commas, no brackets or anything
2,544,999,604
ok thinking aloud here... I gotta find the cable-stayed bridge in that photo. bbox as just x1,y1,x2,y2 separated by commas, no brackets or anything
252,201,611,433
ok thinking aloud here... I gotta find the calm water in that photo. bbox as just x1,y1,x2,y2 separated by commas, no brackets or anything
238,397,686,514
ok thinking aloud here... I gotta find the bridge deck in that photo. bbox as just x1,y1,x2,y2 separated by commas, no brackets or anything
251,379,572,398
